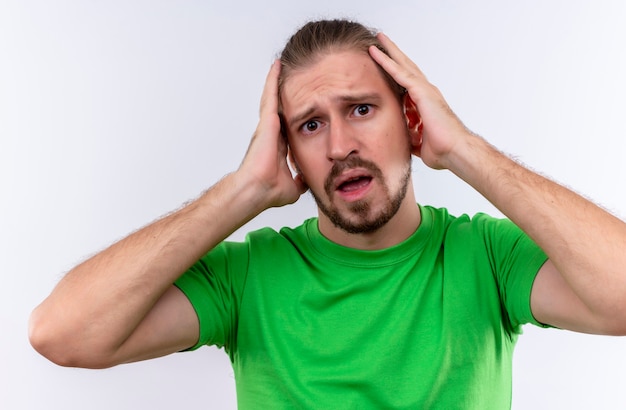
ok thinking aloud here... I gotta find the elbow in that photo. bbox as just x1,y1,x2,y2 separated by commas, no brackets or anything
28,306,80,367
28,306,115,369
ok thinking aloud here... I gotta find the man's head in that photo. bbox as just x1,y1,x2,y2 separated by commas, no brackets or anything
278,19,404,105
278,19,420,240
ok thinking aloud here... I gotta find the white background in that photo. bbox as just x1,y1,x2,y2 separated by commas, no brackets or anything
2,1,626,408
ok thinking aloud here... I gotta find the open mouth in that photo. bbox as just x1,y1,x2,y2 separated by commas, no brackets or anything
324,157,383,200
337,176,373,192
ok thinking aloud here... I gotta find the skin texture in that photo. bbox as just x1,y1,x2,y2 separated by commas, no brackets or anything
370,32,626,335
28,31,626,371
282,50,421,247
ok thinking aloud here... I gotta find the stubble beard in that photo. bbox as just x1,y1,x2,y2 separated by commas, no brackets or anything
310,156,412,235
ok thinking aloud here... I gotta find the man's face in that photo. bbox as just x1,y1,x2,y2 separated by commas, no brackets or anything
281,50,413,235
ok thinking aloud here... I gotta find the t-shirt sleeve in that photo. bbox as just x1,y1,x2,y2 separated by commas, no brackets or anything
476,214,550,330
174,240,249,352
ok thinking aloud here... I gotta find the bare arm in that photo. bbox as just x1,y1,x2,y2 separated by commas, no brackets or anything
28,61,307,368
445,134,626,335
370,33,626,335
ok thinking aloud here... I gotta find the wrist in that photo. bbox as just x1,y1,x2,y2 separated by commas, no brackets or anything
218,169,280,216
444,132,505,184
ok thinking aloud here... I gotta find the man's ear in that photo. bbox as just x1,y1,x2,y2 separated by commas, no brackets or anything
287,147,298,174
287,146,309,192
282,115,300,175
288,147,307,183
403,93,423,149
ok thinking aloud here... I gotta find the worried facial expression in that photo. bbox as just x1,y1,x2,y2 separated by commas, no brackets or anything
281,50,414,235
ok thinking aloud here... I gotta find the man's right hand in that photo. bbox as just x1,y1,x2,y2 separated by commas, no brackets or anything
237,60,308,211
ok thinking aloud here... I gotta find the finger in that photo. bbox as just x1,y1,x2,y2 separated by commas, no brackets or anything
369,45,402,83
376,32,426,79
259,60,281,118
369,33,428,90
375,33,406,63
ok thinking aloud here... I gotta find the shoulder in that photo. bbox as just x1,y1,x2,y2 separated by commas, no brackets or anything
420,204,495,236
230,218,317,256
244,218,315,243
420,205,528,254
422,205,516,237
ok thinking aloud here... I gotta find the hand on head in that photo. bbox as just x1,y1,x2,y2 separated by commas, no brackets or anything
239,60,308,209
242,29,474,213
369,33,473,170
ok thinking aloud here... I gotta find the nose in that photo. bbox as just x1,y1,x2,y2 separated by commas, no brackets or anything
327,119,357,161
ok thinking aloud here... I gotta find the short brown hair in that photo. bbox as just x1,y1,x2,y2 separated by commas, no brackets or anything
278,19,404,100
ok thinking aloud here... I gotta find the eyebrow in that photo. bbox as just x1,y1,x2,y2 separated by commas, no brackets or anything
287,106,316,130
286,93,383,130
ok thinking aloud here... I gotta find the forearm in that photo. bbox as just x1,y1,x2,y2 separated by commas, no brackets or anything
370,32,626,332
447,133,626,321
30,171,268,363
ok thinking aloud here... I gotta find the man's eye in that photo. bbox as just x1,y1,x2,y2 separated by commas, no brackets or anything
303,120,319,133
354,104,371,117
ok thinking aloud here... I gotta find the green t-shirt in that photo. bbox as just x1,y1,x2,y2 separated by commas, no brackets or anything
175,205,548,409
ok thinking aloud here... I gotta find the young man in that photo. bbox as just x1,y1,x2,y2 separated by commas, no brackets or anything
29,20,626,408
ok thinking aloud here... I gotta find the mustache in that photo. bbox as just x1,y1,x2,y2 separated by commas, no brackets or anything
324,156,384,197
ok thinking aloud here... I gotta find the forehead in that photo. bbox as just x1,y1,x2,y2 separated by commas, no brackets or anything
281,50,395,122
